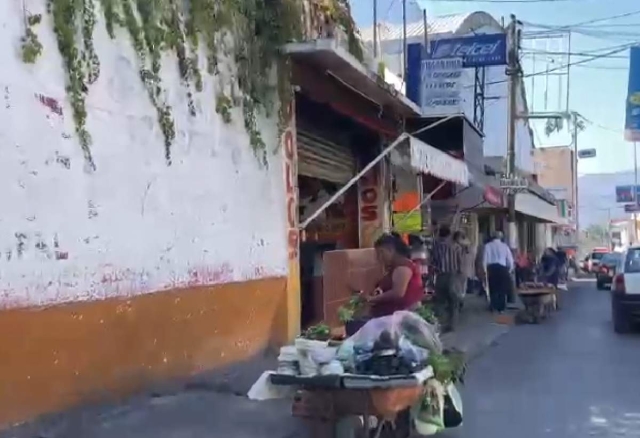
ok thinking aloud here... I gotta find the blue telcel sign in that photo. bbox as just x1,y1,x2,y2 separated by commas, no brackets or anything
625,46,640,142
429,33,507,68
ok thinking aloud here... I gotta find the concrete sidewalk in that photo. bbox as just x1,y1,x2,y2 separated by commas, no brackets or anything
3,295,511,438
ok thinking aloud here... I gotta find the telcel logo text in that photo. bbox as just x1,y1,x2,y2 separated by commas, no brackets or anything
433,41,502,59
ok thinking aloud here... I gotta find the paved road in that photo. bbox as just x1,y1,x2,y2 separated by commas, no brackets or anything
445,279,640,438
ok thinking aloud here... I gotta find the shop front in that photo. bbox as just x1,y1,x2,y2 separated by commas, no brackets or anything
285,40,420,328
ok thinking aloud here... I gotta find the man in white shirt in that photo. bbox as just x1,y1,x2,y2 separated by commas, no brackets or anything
483,231,514,313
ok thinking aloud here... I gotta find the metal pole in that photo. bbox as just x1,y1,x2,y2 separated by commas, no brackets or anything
635,141,638,242
506,14,519,249
565,31,572,112
402,0,408,77
423,9,428,51
373,0,378,58
573,113,579,238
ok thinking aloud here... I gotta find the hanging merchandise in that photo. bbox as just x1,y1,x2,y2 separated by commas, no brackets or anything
297,130,356,184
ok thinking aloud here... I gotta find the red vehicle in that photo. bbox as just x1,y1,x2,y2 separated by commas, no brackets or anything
582,247,610,273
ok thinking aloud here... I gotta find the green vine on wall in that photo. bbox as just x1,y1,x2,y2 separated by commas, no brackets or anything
21,14,43,64
40,0,310,168
51,0,97,171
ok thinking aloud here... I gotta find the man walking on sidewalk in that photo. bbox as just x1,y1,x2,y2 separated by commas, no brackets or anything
483,231,514,313
431,226,464,332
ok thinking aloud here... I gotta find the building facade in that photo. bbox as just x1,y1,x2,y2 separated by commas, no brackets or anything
362,12,562,252
0,0,302,426
534,146,576,245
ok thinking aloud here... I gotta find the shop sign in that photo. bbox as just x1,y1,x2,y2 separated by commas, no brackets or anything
282,102,298,260
577,148,596,159
624,203,640,213
499,176,529,192
625,46,640,142
429,33,508,68
392,211,422,234
483,186,504,207
616,185,640,203
420,58,463,116
359,167,382,247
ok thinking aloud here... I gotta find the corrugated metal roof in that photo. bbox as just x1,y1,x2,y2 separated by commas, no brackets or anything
359,11,502,42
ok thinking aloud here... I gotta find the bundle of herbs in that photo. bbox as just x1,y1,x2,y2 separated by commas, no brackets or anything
427,349,467,385
337,295,366,323
300,323,331,341
413,303,439,326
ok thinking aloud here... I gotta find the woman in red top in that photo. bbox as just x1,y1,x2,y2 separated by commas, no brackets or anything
367,233,425,317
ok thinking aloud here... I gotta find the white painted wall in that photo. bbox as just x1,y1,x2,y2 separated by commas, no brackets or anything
0,0,288,309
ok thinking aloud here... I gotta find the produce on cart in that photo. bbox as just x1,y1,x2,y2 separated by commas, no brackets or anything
248,311,465,437
517,282,558,323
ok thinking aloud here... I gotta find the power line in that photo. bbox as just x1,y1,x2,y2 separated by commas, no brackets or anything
574,64,628,70
478,41,638,88
582,117,624,134
428,0,585,2
521,48,629,60
523,10,640,32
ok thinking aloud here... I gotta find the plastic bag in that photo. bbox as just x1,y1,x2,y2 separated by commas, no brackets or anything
347,311,442,355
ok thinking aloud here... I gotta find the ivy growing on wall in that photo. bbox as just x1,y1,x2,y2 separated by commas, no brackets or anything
37,0,335,168
51,0,97,171
21,13,43,64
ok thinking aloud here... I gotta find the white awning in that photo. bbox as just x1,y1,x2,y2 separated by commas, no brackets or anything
515,192,567,225
389,135,470,186
299,118,465,229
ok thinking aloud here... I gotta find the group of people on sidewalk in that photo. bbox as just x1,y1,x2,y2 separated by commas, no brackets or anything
357,227,570,336
432,229,571,326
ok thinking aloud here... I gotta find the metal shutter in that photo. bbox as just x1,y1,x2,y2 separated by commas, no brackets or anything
297,130,355,184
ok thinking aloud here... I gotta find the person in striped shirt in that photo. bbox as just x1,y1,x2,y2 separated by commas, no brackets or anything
431,225,464,332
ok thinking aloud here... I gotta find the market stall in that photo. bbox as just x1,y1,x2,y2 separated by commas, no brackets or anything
517,282,559,324
249,311,465,438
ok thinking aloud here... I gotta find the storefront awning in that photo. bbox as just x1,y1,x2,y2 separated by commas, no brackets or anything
515,192,567,225
299,118,466,229
282,39,421,119
389,135,470,186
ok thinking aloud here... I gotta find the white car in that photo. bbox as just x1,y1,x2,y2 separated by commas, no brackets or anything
611,246,640,333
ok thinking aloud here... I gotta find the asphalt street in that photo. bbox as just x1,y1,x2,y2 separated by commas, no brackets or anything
445,279,640,438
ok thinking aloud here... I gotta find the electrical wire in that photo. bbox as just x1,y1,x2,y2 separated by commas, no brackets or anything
573,64,628,70
523,10,640,32
521,48,628,60
468,42,637,88
428,0,586,2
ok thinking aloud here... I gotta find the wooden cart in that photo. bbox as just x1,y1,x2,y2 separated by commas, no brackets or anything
517,287,558,323
270,368,432,438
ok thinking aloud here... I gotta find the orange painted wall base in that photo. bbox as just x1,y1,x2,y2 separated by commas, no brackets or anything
0,276,288,427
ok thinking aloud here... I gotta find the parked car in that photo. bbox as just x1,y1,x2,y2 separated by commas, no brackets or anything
611,246,640,333
582,248,610,273
596,252,622,290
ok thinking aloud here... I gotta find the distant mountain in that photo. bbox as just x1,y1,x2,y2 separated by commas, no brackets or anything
578,171,636,227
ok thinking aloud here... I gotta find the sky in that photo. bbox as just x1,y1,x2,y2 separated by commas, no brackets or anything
350,0,639,176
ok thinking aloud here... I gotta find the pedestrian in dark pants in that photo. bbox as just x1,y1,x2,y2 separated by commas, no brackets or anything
483,231,514,313
431,226,463,332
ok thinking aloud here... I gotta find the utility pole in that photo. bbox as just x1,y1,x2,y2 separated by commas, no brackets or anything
373,0,378,58
634,141,638,242
506,14,520,249
572,112,579,238
423,9,428,50
402,0,407,77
